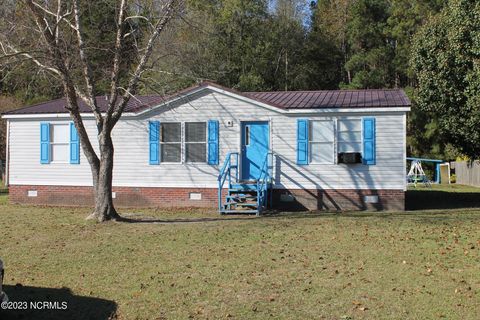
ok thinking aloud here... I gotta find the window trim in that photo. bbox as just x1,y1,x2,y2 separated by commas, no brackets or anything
159,121,208,164
50,123,70,164
337,118,363,155
184,121,207,163
305,117,366,166
160,121,182,164
309,119,336,164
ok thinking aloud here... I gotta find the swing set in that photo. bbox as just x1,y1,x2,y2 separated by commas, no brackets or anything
406,157,444,187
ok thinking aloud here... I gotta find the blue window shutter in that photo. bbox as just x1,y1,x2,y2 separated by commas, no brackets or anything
297,119,309,165
363,117,376,165
40,122,50,164
70,122,80,164
207,120,219,165
149,121,160,165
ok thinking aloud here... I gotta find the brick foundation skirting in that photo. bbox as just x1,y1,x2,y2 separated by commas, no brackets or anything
8,185,404,211
8,185,218,208
272,189,404,211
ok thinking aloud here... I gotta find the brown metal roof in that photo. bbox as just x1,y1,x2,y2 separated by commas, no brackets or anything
4,95,167,115
245,89,410,109
4,81,410,115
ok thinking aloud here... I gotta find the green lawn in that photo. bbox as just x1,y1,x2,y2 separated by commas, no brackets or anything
0,179,7,194
408,183,480,193
0,188,479,320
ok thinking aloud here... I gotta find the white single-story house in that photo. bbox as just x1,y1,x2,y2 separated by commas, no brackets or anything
2,81,410,213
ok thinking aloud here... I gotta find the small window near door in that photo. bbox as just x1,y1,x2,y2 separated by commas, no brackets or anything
50,124,69,162
245,125,250,146
161,122,181,162
185,122,206,162
310,120,335,164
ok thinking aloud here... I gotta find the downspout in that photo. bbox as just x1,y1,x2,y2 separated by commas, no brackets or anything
5,120,10,186
403,113,407,191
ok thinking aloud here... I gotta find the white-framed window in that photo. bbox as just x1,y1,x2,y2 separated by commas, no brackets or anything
185,122,206,163
310,120,335,164
337,119,362,153
50,124,69,163
160,122,207,163
161,122,181,163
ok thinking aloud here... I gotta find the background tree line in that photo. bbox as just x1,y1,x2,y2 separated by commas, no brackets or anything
1,0,479,162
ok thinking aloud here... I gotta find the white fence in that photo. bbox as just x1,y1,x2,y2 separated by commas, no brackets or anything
452,160,480,187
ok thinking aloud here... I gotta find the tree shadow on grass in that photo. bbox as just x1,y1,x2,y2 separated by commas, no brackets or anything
406,189,480,210
115,207,480,225
117,215,258,224
1,284,117,320
260,210,480,227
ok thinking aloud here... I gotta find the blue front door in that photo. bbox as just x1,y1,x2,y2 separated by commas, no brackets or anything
241,121,269,180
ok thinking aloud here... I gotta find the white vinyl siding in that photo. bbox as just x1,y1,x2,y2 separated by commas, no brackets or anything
7,91,407,190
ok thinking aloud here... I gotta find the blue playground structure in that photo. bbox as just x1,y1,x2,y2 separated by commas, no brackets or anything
406,157,444,186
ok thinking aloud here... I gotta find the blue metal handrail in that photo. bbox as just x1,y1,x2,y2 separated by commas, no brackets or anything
218,152,239,212
256,152,273,212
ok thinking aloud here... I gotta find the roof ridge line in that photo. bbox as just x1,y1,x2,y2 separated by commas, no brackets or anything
246,88,405,94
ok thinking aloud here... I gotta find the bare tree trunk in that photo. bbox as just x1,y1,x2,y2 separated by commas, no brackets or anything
87,131,120,222
4,0,180,222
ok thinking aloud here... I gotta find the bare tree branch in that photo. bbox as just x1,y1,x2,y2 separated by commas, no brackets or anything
0,41,62,76
55,0,62,44
72,0,103,125
31,0,76,31
112,0,179,124
124,15,155,30
23,0,101,168
105,0,128,125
